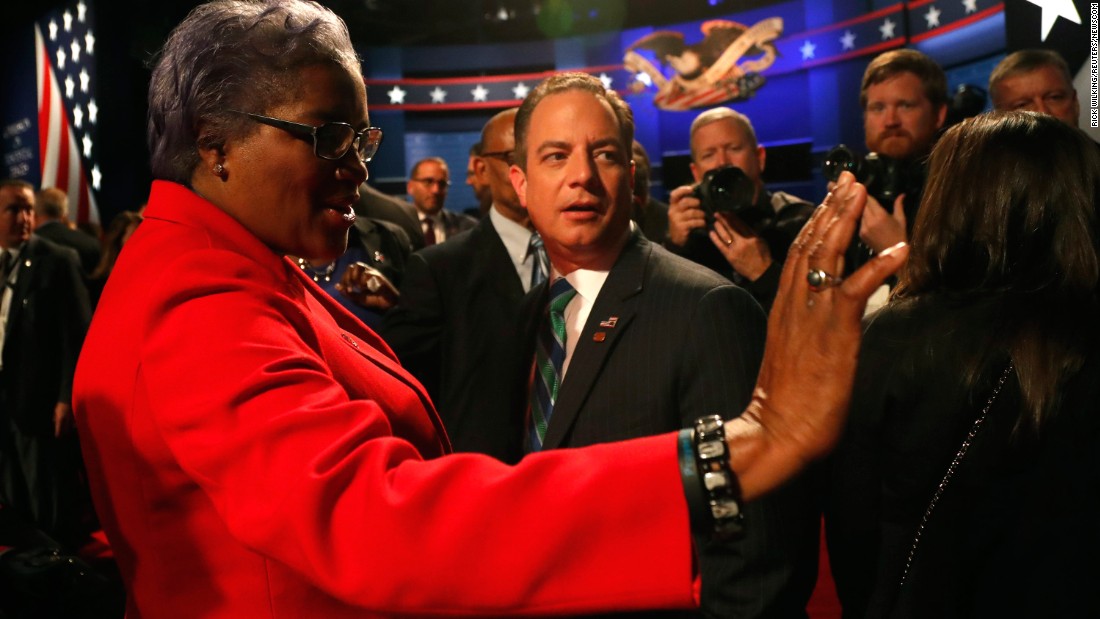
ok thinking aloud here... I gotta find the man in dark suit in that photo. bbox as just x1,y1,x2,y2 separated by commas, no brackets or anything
0,179,92,547
381,109,541,463
509,74,817,618
355,182,425,251
631,140,669,244
406,157,476,246
32,187,101,276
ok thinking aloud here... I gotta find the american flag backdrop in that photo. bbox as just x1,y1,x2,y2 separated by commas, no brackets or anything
35,0,100,226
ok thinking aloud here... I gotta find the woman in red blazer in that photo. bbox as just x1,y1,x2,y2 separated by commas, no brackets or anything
71,1,904,617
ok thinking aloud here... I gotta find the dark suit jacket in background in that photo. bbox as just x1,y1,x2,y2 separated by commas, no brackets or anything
355,183,425,251
34,221,101,276
0,235,92,543
1,236,90,430
381,216,528,463
435,209,478,239
524,232,819,619
634,196,670,245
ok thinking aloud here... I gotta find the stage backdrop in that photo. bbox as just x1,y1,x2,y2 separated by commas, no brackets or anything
359,0,1021,207
2,0,100,226
3,0,1091,225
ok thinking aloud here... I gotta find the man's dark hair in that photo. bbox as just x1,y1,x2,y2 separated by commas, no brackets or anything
0,179,34,192
410,157,448,179
513,72,634,170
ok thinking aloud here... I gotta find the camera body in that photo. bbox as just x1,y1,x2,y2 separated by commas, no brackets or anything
693,165,774,232
822,145,925,209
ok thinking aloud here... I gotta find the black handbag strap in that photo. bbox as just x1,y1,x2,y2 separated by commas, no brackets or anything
898,362,1015,588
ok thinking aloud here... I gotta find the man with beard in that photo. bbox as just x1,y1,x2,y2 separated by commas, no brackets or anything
406,157,476,246
854,49,947,254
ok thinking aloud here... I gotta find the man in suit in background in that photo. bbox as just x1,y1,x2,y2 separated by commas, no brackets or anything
407,157,476,246
33,187,101,276
355,182,425,252
0,179,93,547
509,73,817,618
382,109,540,463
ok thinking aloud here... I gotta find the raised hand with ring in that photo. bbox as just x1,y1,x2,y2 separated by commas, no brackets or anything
723,170,909,496
806,268,842,291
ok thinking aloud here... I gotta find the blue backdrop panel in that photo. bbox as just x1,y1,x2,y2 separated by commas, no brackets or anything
404,130,482,215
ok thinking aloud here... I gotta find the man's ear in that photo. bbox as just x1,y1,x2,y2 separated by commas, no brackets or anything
686,159,704,183
934,103,948,130
509,164,528,209
757,145,767,174
473,157,489,184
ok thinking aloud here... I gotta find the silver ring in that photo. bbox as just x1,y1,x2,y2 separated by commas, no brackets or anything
807,268,842,291
724,237,733,246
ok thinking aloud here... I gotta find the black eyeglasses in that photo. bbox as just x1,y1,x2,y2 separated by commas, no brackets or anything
481,150,516,165
231,110,383,163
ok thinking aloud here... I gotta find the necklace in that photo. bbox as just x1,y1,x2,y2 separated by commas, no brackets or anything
297,257,337,283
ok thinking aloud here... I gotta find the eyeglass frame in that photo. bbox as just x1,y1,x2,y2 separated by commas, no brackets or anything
480,150,516,165
410,177,451,188
229,110,383,163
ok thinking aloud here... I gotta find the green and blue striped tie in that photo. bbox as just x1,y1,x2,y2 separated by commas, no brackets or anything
529,277,576,451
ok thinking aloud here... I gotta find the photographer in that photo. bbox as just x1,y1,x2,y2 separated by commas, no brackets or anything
666,108,814,310
832,50,947,263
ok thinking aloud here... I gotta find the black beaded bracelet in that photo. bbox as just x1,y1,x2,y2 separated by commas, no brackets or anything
693,415,745,540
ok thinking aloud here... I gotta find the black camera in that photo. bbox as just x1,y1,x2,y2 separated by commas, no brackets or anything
822,145,925,209
693,165,774,232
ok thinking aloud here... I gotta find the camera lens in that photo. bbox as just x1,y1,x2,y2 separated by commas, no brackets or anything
822,145,859,183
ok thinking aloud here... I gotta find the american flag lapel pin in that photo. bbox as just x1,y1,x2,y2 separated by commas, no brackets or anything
598,316,618,328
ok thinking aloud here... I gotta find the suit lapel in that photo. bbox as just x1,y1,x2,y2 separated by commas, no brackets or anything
4,239,38,343
290,261,451,455
477,219,525,302
541,233,649,449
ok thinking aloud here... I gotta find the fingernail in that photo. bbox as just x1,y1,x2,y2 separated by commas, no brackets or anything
878,242,908,258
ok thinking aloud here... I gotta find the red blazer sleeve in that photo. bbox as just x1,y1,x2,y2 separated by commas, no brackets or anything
126,244,697,615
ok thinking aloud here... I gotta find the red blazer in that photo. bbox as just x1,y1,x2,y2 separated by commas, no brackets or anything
73,182,697,618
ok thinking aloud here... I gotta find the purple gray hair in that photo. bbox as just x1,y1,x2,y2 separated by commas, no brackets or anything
147,0,361,184
513,72,635,170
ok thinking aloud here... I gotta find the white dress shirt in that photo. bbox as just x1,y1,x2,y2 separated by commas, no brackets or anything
557,267,610,379
419,213,449,244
